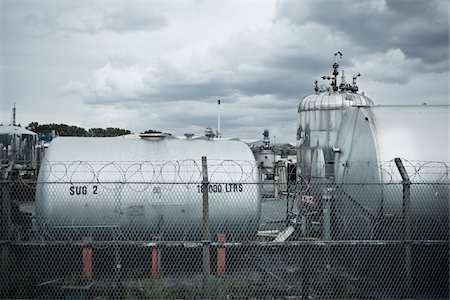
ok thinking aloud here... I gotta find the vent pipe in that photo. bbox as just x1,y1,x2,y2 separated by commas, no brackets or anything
12,102,16,126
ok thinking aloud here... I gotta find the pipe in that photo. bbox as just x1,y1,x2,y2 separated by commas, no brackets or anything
217,100,221,138
217,234,226,276
152,247,159,279
82,237,92,280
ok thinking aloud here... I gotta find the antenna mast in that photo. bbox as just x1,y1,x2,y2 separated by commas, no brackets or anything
217,99,222,138
12,102,16,126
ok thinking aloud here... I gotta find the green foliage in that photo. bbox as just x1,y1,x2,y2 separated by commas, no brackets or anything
88,127,131,137
141,129,172,136
26,122,131,137
141,129,162,134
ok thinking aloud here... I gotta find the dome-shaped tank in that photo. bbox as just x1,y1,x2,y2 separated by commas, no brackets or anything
297,89,373,181
36,135,261,240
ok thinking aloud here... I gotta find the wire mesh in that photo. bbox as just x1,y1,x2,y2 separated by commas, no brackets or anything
1,159,448,299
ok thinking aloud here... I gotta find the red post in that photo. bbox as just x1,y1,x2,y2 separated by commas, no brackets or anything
152,247,159,279
217,234,226,276
82,237,92,280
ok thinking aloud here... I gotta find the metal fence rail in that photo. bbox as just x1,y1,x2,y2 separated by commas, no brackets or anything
1,160,448,299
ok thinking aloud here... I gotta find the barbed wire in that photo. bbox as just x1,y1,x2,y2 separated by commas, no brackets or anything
380,159,450,183
38,159,259,186
4,158,449,186
297,159,450,184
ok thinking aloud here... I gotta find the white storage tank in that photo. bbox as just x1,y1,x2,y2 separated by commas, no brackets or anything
334,105,449,239
36,135,261,240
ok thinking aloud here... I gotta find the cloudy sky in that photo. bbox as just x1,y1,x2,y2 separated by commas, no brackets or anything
1,0,448,143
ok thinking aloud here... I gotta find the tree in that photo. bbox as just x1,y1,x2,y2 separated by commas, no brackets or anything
141,130,172,136
89,127,131,137
26,122,131,137
26,122,39,132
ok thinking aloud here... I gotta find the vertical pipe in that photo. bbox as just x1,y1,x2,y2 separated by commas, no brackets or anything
201,156,210,298
322,187,332,241
152,247,159,279
12,102,16,127
82,237,92,280
322,187,332,297
394,158,412,297
217,234,226,276
300,215,307,236
217,99,221,138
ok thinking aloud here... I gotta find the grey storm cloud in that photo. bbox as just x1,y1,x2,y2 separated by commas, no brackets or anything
2,0,448,142
64,62,316,105
264,53,334,74
148,96,296,136
158,72,314,101
101,6,168,33
276,0,449,68
149,82,233,102
233,73,313,99
24,5,167,34
55,0,448,108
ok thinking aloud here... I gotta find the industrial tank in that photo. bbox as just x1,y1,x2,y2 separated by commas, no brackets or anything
297,55,373,181
36,135,261,240
0,125,38,170
333,105,449,239
254,130,277,197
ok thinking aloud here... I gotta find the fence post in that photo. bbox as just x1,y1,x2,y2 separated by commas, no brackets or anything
394,158,412,297
201,156,210,298
1,182,11,298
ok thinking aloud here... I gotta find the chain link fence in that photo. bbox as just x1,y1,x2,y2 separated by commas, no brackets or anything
1,159,448,299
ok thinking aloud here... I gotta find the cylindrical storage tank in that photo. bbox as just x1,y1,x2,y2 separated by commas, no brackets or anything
255,148,276,176
334,105,449,240
255,148,276,196
0,125,38,170
36,136,261,241
297,91,373,181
